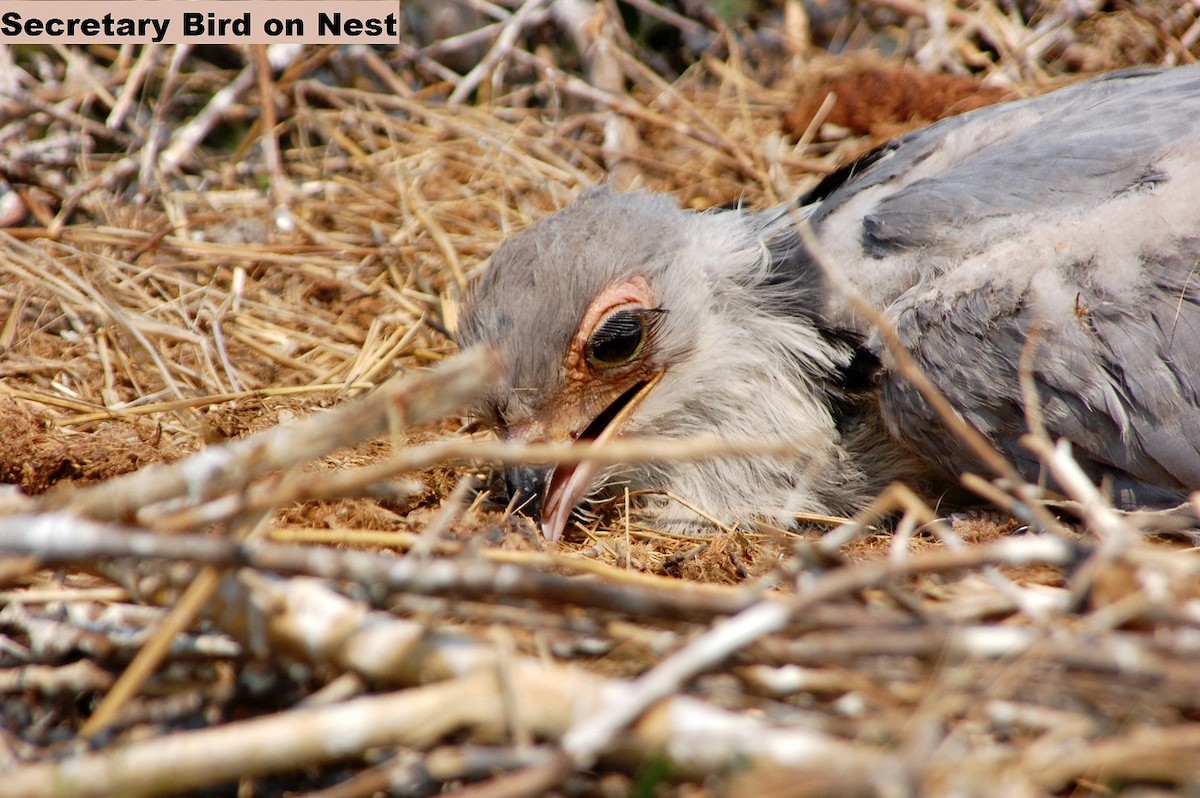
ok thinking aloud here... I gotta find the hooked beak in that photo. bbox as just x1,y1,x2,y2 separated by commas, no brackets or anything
503,372,662,542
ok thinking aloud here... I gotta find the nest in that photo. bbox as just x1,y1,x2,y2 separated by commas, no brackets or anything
2,2,1200,796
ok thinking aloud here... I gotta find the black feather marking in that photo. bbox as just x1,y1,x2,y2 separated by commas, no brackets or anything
799,141,898,206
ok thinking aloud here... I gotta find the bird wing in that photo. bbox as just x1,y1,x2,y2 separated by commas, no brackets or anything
806,65,1200,504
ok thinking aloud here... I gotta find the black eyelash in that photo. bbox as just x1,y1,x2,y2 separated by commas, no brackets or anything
639,307,667,345
586,307,666,368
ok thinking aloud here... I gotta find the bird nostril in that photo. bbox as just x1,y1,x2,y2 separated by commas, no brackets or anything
504,464,549,518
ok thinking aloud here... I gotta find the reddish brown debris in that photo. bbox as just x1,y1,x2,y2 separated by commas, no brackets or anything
783,62,1017,141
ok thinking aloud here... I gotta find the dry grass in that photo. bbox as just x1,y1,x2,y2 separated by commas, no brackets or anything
1,2,1200,796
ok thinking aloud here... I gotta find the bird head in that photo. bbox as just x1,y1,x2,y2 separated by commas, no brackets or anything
457,187,858,541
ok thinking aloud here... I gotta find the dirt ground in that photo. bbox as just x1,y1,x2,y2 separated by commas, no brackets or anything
2,3,1200,796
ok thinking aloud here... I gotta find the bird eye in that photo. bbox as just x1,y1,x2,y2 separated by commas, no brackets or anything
586,309,647,368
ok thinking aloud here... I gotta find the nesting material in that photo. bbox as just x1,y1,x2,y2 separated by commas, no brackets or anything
1,6,1199,796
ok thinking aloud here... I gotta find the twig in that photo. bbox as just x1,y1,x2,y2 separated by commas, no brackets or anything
79,566,223,738
158,63,257,175
252,45,289,207
144,434,809,531
1022,434,1140,610
561,532,1079,766
1,568,890,798
33,347,501,522
0,514,764,621
106,43,160,131
511,49,758,180
448,0,552,106
620,0,711,38
138,45,190,191
578,3,645,186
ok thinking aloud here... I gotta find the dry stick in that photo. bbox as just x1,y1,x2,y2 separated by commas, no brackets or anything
252,44,289,207
158,63,257,175
0,37,23,100
34,347,501,523
144,435,805,531
0,586,129,604
1023,435,1140,602
448,0,551,106
53,156,141,235
3,568,887,798
418,20,502,61
4,532,1155,794
0,514,763,621
145,472,424,531
106,43,161,130
5,674,496,798
447,754,575,798
138,45,190,191
0,646,873,798
349,44,417,100
78,566,223,739
456,0,512,22
562,599,787,768
51,383,374,427
83,482,271,740
13,184,56,227
412,474,477,557
620,0,711,37
397,39,465,87
299,746,547,798
865,0,971,27
49,43,118,110
1023,724,1200,792
268,526,760,603
80,321,480,733
559,532,1077,768
1016,321,1144,602
206,300,244,394
817,481,938,555
296,753,397,798
577,4,645,188
510,49,755,179
16,92,133,149
0,660,115,695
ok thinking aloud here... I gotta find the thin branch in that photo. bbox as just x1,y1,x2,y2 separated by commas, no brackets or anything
32,348,501,522
448,0,552,105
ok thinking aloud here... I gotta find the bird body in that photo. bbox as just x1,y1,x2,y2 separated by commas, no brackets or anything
457,65,1200,540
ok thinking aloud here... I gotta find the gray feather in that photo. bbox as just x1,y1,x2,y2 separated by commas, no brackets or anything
811,67,1200,259
806,65,1200,506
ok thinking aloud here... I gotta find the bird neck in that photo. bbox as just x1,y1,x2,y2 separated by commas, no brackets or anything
821,338,950,510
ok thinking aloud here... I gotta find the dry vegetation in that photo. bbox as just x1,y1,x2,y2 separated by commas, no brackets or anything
2,1,1200,796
